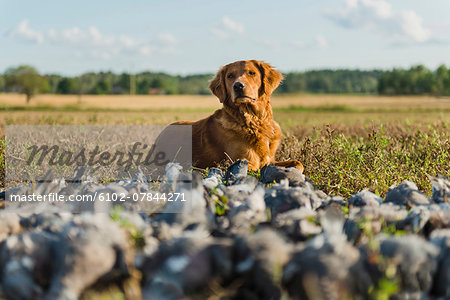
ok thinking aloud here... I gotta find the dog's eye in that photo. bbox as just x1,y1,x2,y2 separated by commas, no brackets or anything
248,71,256,76
227,73,234,79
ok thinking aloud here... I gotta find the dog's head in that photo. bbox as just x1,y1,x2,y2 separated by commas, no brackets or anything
209,60,283,108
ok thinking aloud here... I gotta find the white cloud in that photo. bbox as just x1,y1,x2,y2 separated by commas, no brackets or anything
222,16,244,35
292,35,329,49
210,16,244,39
209,27,228,39
117,35,140,49
9,20,44,44
315,35,328,48
47,26,129,49
362,0,391,19
91,50,112,60
138,45,154,56
157,33,178,46
9,20,179,59
326,0,431,43
398,10,430,43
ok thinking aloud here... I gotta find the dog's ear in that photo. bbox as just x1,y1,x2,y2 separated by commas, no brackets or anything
209,66,227,103
255,61,283,96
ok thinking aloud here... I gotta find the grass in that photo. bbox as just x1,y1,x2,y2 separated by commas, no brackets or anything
0,137,4,189
0,93,449,200
2,93,450,111
278,122,449,198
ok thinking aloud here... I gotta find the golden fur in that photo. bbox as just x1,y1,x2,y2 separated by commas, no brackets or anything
172,60,304,172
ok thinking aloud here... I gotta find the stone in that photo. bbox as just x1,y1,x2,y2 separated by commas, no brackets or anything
348,189,382,207
261,164,305,186
385,180,430,207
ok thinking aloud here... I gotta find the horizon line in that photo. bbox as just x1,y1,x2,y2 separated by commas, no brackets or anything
2,63,448,78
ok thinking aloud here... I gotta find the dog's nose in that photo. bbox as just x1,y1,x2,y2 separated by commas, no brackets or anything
233,81,245,92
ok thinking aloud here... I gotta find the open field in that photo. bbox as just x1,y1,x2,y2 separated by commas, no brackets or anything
1,93,449,197
0,93,449,298
0,93,449,130
1,93,450,111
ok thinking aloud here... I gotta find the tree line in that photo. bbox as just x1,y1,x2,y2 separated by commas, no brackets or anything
1,64,449,102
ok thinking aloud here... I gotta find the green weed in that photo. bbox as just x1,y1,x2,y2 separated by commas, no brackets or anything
279,122,450,199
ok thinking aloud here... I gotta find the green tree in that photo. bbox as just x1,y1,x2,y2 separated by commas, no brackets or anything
378,65,446,96
0,75,5,92
4,65,47,103
161,76,179,94
57,77,78,94
75,75,93,103
92,79,111,94
151,78,164,89
118,73,131,94
280,73,306,93
178,74,211,94
137,78,151,94
434,65,449,96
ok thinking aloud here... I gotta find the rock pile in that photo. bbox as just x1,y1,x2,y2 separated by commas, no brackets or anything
0,161,449,299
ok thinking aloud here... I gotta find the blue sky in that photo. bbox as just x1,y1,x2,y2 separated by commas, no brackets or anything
1,0,449,75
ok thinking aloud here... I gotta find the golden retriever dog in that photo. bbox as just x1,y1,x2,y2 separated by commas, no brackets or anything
166,60,304,172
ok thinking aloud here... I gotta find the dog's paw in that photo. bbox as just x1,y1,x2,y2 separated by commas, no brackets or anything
273,160,304,173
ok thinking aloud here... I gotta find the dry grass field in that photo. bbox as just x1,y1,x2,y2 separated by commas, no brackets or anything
0,93,449,129
1,93,450,110
1,93,449,197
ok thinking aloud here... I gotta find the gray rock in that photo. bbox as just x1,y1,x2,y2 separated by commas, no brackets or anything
144,230,291,299
219,176,259,205
227,186,267,235
141,237,231,299
429,229,450,298
282,210,372,299
224,160,248,185
265,185,321,217
348,189,382,207
273,208,321,241
153,173,213,239
202,176,220,190
3,184,31,199
347,204,408,241
377,235,440,295
350,203,409,223
399,206,431,233
244,184,266,213
19,212,72,234
134,167,149,184
2,162,449,299
202,168,223,190
430,176,450,204
385,180,430,207
233,228,292,299
314,189,329,200
92,183,130,212
202,168,222,190
207,168,223,180
45,213,133,299
113,210,151,234
0,231,57,300
165,162,183,187
344,219,362,244
261,164,305,186
320,206,345,236
124,181,150,194
321,195,346,207
423,209,450,237
270,179,290,190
